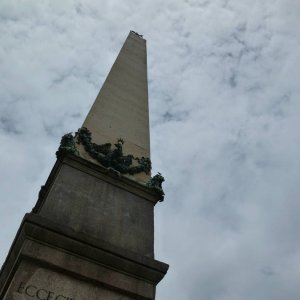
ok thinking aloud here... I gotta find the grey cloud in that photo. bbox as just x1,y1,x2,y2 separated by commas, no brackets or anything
1,1,300,299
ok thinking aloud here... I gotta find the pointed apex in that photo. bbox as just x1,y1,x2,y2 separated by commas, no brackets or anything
80,31,150,182
130,30,144,39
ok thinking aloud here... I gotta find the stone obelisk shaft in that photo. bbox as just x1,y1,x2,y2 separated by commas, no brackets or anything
81,32,150,182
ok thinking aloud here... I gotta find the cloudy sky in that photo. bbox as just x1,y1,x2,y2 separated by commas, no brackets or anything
1,0,300,299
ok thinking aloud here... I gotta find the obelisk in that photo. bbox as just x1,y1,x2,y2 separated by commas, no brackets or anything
0,31,168,300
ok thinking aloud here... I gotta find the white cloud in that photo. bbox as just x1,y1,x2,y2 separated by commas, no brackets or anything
0,0,300,299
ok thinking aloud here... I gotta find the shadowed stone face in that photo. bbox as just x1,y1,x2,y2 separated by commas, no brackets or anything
39,162,155,258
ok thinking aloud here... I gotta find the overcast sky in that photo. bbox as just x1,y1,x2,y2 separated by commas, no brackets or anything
1,0,300,299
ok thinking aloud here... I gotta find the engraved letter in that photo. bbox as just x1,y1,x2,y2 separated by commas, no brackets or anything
47,291,55,300
36,288,48,300
16,282,26,294
25,285,37,297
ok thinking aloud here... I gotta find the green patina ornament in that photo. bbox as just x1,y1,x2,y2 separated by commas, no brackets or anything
56,133,79,157
75,127,152,175
147,172,165,200
56,128,165,198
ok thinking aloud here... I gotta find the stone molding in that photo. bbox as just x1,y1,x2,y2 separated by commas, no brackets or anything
33,154,163,215
0,213,168,299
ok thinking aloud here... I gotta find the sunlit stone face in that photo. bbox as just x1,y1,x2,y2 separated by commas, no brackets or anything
82,32,151,183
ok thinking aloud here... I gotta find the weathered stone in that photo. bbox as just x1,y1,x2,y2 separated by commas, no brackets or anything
38,155,155,257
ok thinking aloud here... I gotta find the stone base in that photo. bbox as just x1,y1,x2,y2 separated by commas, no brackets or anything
0,214,168,300
33,154,162,258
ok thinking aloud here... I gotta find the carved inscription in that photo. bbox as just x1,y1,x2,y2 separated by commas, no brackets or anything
16,282,75,300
